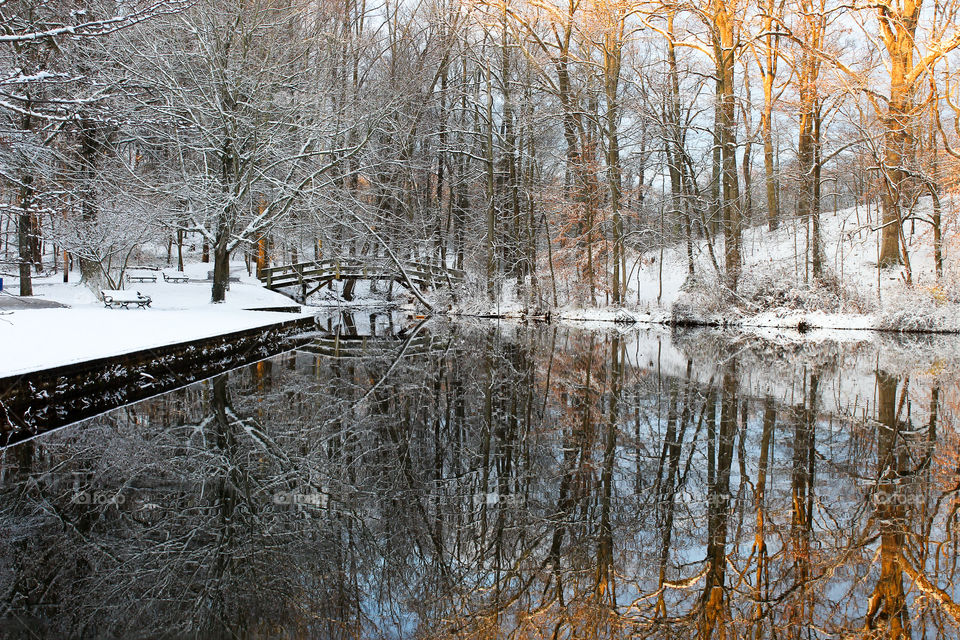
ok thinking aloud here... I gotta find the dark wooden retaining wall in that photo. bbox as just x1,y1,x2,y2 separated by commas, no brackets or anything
0,316,318,445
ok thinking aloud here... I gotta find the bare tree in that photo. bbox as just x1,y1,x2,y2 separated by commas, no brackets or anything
0,0,190,295
124,0,369,302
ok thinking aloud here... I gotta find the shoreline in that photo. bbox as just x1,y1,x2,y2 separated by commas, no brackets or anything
4,296,959,383
0,315,318,439
445,307,960,335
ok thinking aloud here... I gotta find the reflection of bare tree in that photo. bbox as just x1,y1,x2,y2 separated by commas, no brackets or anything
590,334,622,636
699,364,736,639
865,370,911,637
748,396,775,638
786,370,817,636
3,324,960,637
654,359,694,620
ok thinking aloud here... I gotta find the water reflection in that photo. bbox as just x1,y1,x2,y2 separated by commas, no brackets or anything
2,318,960,638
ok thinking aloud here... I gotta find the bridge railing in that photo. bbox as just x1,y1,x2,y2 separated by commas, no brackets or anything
259,258,465,290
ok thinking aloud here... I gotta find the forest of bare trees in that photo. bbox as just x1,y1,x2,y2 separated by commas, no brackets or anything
2,0,960,307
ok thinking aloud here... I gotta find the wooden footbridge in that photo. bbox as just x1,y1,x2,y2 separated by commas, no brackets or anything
258,258,465,301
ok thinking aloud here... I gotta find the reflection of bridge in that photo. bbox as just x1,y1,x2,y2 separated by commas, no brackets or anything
297,333,446,359
298,313,446,359
259,258,465,300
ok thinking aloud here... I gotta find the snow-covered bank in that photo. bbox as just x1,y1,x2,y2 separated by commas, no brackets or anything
450,196,960,333
0,263,312,378
663,196,960,332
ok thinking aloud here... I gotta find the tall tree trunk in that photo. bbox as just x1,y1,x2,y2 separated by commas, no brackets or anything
78,115,103,285
716,13,741,292
499,4,522,285
604,22,625,305
812,106,824,278
18,177,34,296
927,83,943,280
661,11,694,278
553,3,587,305
797,76,817,280
796,3,825,281
760,0,781,230
177,228,185,272
585,94,600,306
877,5,921,268
665,16,694,279
741,60,754,224
436,45,449,265
16,66,37,295
484,55,497,301
212,229,231,303
711,82,722,237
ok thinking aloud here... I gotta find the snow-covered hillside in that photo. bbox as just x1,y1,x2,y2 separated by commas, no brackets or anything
529,196,960,332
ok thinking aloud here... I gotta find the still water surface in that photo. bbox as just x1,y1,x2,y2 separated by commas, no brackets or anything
2,314,959,638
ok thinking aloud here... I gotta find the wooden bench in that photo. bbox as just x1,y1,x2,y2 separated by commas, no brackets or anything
206,270,241,283
127,270,158,283
162,270,189,283
101,290,152,309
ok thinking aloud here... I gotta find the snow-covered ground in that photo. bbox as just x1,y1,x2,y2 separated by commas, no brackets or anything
453,196,960,332
0,262,311,378
662,196,960,332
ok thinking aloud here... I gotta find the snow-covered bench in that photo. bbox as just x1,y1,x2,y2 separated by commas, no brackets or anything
127,269,158,283
162,269,189,283
101,290,152,309
206,270,240,283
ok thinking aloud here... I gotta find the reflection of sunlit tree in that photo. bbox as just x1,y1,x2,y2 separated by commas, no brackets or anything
786,371,817,635
864,370,911,637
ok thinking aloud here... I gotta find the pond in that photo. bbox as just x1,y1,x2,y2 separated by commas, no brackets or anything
1,313,959,638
